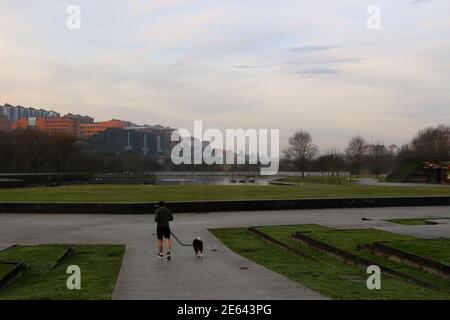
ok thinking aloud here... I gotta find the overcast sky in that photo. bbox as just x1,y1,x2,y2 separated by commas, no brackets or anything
1,0,449,149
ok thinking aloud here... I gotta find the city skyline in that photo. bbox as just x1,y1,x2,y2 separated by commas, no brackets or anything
0,102,401,154
1,1,449,149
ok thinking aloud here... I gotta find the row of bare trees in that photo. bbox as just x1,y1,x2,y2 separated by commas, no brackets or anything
283,131,395,179
405,125,450,158
0,128,166,174
2,125,448,176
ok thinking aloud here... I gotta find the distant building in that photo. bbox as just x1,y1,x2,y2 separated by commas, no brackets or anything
63,113,94,124
89,128,163,156
388,144,399,155
11,117,80,136
3,103,174,153
10,118,31,130
0,103,59,122
10,116,133,140
42,117,80,136
423,161,450,184
80,120,126,140
124,125,175,154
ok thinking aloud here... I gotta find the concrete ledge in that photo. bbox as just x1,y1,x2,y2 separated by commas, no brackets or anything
0,262,26,289
364,242,450,279
52,248,74,270
248,227,312,260
2,196,450,214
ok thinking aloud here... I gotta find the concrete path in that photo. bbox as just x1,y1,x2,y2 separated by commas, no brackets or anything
0,206,450,299
113,228,322,300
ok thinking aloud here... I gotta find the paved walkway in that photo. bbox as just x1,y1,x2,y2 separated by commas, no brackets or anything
0,206,449,299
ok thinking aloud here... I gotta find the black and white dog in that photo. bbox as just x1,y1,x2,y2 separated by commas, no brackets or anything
193,237,204,258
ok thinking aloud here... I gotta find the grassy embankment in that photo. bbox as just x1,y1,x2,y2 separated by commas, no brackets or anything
211,225,450,299
1,183,450,202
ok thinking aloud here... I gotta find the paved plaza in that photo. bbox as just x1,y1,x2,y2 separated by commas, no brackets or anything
0,206,449,300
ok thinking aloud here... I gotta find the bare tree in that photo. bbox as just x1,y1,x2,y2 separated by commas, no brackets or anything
319,149,344,184
369,143,387,178
285,131,318,178
411,125,450,157
345,136,367,178
332,149,344,184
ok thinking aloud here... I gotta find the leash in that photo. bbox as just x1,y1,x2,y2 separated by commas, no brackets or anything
171,231,191,247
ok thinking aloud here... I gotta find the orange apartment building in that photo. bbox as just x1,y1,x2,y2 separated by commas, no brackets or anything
79,120,126,139
11,117,42,130
42,117,80,136
11,117,80,136
10,117,126,139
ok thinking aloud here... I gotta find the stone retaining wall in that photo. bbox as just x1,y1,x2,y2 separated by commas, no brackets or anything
365,242,450,279
1,196,450,214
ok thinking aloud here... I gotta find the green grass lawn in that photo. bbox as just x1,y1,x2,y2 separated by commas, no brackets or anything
211,226,450,300
0,245,125,300
0,263,15,280
298,227,450,292
386,240,450,266
386,218,447,225
2,184,450,202
0,245,68,273
275,176,354,185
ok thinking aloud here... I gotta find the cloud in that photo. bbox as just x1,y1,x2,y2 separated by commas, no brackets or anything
294,68,340,75
0,0,449,150
322,58,364,65
233,64,272,69
410,0,431,4
288,45,339,53
126,0,201,15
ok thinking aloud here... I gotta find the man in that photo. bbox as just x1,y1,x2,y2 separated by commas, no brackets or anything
154,201,173,260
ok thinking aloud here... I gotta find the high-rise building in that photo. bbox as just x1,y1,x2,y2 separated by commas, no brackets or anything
124,125,175,154
0,103,59,122
89,128,163,155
